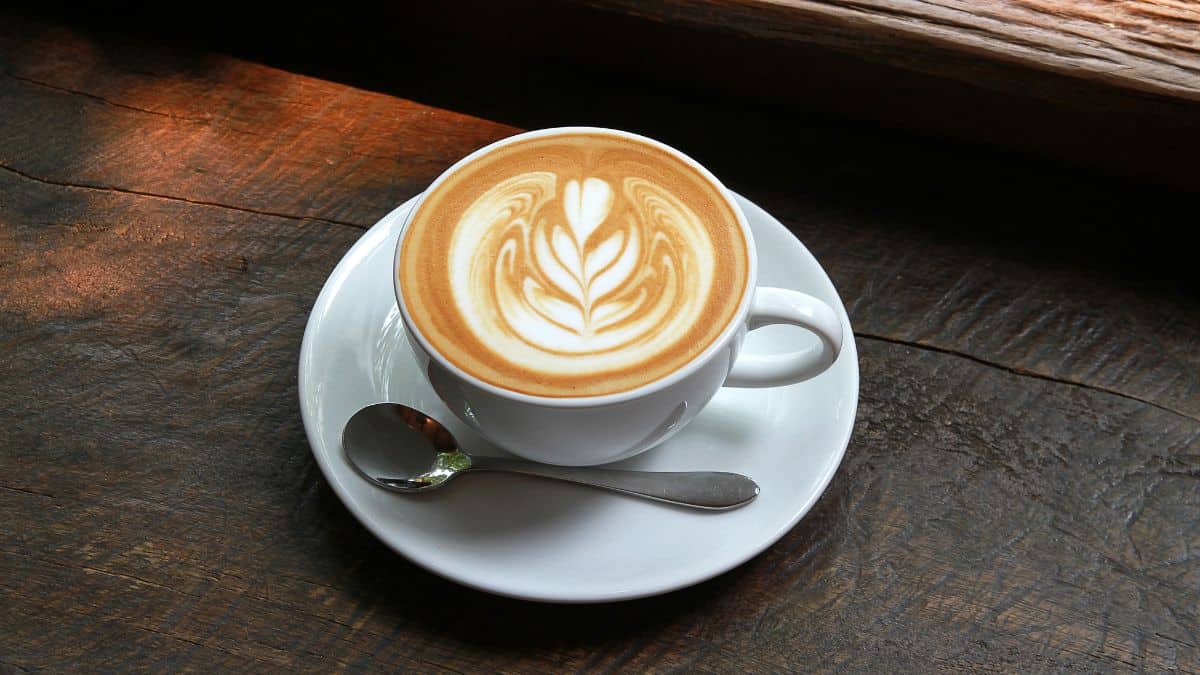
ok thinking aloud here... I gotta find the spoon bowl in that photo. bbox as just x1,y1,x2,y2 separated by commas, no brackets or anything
342,403,471,491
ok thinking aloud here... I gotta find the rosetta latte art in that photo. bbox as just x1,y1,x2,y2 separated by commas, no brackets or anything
447,172,715,369
399,132,748,396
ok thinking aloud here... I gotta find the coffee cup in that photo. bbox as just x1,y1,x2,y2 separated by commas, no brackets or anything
394,127,842,466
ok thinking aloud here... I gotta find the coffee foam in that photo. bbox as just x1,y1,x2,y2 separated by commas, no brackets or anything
400,132,748,397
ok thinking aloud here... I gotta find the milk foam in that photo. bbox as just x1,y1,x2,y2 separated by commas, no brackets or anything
447,172,715,376
399,132,748,397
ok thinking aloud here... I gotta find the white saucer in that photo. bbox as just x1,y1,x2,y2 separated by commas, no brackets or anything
299,193,859,603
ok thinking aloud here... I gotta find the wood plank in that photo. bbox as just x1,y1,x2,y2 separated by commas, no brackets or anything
582,0,1200,101
15,2,1200,194
0,163,1195,669
750,184,1200,421
559,0,1200,191
0,19,517,227
2,16,1196,417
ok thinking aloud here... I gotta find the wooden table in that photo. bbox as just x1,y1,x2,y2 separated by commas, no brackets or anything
3,6,1198,672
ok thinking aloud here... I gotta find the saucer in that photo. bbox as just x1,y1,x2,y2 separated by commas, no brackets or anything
298,193,859,603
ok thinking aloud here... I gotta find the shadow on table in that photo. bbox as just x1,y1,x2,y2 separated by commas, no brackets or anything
22,1,1200,300
302,464,854,651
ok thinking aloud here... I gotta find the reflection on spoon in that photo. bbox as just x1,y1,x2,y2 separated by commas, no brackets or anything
342,403,759,510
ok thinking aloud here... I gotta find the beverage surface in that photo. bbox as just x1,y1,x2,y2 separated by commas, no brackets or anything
399,132,749,397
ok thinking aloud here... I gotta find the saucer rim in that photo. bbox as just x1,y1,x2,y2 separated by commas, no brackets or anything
298,191,859,603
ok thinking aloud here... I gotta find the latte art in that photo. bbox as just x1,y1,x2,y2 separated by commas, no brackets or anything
399,132,748,397
451,174,713,358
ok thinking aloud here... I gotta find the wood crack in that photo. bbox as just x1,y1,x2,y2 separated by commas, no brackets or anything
0,549,199,599
3,70,211,122
4,70,404,148
0,162,368,231
855,332,1199,423
130,623,283,667
77,564,201,598
0,484,55,499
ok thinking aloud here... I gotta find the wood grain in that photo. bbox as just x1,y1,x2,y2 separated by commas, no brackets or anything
0,21,516,228
560,0,1200,189
752,184,1200,421
1,11,1198,673
13,1,1200,190
2,19,1195,418
582,0,1200,100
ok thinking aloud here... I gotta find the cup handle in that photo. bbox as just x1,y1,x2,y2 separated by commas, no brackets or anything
724,287,844,387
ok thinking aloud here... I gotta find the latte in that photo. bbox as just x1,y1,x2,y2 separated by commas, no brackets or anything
398,131,749,397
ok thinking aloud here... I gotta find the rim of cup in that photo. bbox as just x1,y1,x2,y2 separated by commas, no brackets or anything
393,126,759,408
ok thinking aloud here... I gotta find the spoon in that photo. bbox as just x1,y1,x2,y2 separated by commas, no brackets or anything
342,403,759,510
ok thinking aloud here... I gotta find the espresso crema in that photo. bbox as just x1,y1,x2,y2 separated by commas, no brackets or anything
398,132,749,397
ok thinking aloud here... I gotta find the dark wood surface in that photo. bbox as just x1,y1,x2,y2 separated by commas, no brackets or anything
585,0,1200,101
3,7,1199,672
569,0,1200,191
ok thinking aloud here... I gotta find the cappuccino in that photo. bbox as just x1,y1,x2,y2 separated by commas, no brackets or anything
398,131,749,397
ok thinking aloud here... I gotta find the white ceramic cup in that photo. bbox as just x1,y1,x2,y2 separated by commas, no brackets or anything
394,127,843,466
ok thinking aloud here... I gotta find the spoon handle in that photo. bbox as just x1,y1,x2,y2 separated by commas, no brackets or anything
466,456,759,510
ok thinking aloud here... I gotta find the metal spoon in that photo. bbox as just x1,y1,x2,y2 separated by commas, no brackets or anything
342,403,759,510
